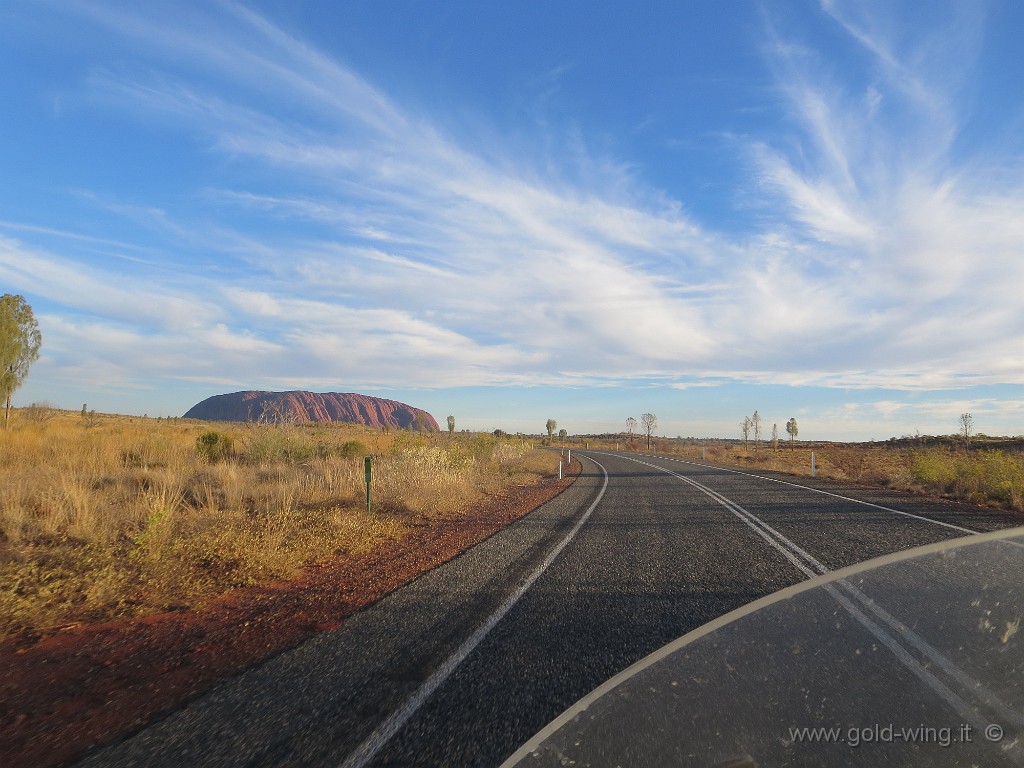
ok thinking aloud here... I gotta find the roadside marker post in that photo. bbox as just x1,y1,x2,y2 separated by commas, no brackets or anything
811,450,816,478
364,456,372,513
559,460,563,480
567,449,571,465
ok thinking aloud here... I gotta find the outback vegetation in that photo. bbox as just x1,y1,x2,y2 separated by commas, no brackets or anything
640,413,658,450
1,293,42,427
0,408,561,641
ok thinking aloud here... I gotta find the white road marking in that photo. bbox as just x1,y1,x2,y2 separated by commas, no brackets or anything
656,454,980,534
338,457,610,768
602,451,1024,759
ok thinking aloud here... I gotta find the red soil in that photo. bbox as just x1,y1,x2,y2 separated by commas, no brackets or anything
0,459,581,768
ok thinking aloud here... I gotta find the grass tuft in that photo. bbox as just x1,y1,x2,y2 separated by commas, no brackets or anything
0,411,559,639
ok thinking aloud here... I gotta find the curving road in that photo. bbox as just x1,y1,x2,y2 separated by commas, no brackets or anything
78,451,1023,767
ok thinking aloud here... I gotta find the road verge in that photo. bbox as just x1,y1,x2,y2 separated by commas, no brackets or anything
0,458,582,768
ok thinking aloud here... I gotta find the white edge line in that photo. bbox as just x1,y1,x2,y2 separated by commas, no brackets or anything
628,456,821,579
618,451,980,535
652,458,832,573
592,452,1024,753
338,456,610,768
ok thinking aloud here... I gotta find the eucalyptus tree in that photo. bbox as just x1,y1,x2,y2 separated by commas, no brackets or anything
1,294,42,427
786,418,799,448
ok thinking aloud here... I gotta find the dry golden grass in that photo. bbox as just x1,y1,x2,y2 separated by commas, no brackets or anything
0,410,559,640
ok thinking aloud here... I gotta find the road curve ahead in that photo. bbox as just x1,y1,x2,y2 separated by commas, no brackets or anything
79,451,1023,768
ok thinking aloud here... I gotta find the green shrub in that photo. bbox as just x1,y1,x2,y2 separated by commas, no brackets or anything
467,432,497,461
911,449,1024,510
910,451,956,490
959,451,1024,508
196,431,234,463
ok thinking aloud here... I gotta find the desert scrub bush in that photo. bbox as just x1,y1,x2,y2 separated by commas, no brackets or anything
387,430,429,454
466,432,498,461
196,430,234,463
493,439,530,465
133,476,184,560
887,448,1024,510
911,451,957,490
336,439,369,459
0,543,133,635
21,402,59,423
496,445,560,487
953,451,1024,509
372,446,478,517
241,423,315,464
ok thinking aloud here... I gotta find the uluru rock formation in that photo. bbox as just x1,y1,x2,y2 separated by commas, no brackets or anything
183,391,440,431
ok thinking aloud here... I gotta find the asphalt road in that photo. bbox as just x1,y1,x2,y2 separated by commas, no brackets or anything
78,451,1024,768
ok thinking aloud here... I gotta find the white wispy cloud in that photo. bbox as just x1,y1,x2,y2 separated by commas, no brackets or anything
746,0,1024,386
7,0,1024,407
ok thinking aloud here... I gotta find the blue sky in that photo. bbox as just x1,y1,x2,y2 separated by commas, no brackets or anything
2,1,1023,440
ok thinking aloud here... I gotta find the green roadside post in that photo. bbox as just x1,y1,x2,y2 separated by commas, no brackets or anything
364,455,372,513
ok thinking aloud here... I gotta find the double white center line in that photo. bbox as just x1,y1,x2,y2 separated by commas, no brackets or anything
610,452,1024,763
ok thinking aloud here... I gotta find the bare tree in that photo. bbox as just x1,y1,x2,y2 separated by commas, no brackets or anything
771,423,779,452
741,416,751,449
1,294,42,427
23,401,57,423
959,413,974,449
752,410,762,449
786,418,799,449
447,415,455,436
546,418,557,438
626,416,637,442
640,413,657,451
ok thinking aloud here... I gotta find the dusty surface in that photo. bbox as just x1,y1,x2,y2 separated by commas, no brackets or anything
0,458,581,768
